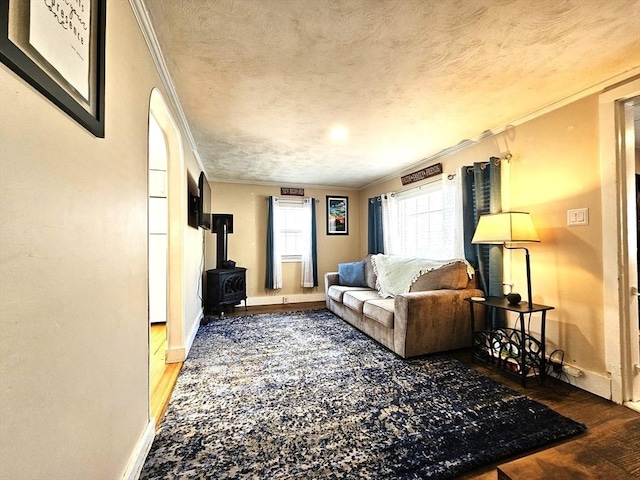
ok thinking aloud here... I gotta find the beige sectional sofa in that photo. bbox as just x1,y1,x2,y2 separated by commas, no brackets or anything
325,255,485,358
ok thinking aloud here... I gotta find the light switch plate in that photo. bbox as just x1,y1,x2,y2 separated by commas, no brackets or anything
567,208,589,226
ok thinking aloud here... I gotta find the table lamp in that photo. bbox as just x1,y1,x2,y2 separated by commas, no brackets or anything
471,212,540,308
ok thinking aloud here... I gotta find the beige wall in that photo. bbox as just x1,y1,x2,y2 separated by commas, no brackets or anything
0,2,201,479
361,94,608,378
207,183,360,304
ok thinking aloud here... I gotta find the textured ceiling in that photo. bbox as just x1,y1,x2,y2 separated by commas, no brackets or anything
143,0,640,188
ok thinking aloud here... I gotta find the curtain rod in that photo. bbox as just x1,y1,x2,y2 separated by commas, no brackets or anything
467,153,512,174
265,196,319,203
445,153,512,179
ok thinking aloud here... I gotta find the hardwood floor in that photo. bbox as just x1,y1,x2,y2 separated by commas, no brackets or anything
151,303,640,478
149,323,182,428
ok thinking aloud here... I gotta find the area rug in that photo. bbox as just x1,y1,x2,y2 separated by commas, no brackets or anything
141,309,586,479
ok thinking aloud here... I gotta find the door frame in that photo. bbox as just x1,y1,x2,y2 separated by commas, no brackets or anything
600,77,640,405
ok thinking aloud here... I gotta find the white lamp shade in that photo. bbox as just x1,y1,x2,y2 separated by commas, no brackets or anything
472,212,540,244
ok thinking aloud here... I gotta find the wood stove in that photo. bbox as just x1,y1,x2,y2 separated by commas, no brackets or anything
205,267,247,315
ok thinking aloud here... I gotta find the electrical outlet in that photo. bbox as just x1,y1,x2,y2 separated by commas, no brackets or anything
283,296,289,304
562,365,583,377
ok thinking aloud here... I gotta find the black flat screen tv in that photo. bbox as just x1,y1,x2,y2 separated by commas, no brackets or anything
187,191,199,229
198,172,211,230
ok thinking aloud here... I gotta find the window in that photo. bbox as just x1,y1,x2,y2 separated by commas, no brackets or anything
278,200,306,261
396,181,446,258
382,178,461,259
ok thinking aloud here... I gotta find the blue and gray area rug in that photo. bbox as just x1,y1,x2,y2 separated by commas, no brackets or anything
141,308,585,479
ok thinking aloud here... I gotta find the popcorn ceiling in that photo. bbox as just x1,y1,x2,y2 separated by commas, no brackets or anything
144,0,640,188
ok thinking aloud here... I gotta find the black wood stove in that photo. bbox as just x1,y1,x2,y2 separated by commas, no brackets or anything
205,267,247,315
204,214,247,315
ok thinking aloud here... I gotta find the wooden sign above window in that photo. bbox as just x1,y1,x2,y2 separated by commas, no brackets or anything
401,163,443,186
281,187,305,196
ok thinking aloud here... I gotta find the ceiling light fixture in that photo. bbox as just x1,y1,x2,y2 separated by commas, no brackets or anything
329,125,349,143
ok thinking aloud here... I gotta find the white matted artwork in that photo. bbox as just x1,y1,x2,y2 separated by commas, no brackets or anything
29,0,91,100
0,0,105,136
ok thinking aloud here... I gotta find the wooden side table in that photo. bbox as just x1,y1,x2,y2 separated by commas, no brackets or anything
464,296,554,387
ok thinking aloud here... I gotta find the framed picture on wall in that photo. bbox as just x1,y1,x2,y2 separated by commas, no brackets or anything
0,0,106,137
326,195,348,235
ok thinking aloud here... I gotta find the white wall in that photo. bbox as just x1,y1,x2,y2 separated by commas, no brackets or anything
0,2,200,478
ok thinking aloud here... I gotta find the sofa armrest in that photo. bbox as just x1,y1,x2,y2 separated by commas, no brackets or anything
393,288,485,358
325,272,339,288
324,272,339,309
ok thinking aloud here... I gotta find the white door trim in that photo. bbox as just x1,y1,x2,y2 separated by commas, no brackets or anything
599,77,640,404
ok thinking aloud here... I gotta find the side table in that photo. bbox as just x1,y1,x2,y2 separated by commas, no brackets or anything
464,296,554,387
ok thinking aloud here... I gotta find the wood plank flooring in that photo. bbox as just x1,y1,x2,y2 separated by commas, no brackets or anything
150,323,182,427
150,303,640,478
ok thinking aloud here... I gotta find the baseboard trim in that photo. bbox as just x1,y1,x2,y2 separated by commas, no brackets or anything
166,309,202,363
165,346,185,363
248,292,326,306
555,365,611,400
184,309,202,357
121,419,155,480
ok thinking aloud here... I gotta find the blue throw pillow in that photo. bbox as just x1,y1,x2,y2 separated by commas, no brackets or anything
338,261,367,287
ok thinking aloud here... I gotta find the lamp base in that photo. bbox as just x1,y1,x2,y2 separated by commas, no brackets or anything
506,292,522,305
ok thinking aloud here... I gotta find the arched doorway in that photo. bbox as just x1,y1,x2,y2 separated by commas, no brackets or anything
148,88,186,423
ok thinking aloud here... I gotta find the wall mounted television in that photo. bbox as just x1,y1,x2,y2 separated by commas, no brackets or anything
198,171,212,230
187,174,199,229
187,191,199,229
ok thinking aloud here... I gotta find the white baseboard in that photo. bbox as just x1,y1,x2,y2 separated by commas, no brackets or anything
553,364,611,400
166,309,202,363
121,419,155,480
184,309,202,357
165,345,185,363
248,292,326,306
624,401,640,413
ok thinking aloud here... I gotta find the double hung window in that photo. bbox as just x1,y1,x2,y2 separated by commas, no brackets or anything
278,200,306,261
384,178,462,259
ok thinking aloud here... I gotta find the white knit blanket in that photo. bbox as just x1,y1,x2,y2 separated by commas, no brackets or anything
371,255,473,298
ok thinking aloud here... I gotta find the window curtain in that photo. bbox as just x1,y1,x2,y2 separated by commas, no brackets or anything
381,193,400,254
443,174,465,259
367,196,384,254
265,196,282,289
301,198,318,287
462,160,503,327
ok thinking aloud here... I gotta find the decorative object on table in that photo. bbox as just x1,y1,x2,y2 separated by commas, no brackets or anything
506,292,522,305
471,211,540,308
0,0,106,137
141,309,585,479
326,195,348,235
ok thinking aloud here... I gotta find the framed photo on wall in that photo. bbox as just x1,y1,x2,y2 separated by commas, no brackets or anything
326,195,348,235
0,0,106,137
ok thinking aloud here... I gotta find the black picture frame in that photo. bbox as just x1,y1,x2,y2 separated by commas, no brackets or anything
0,0,106,137
326,195,348,235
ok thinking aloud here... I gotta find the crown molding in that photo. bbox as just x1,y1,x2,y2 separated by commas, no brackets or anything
362,66,640,191
128,0,206,175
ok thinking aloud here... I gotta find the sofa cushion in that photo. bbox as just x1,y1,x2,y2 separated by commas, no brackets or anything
363,299,395,329
410,261,470,291
338,261,367,287
327,285,370,303
343,290,382,313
